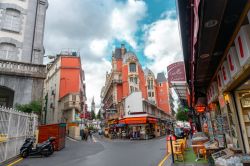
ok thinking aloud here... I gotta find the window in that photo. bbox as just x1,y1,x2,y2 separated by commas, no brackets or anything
0,43,17,60
130,86,134,93
152,92,154,97
148,92,151,97
2,9,21,32
129,63,136,72
130,76,138,84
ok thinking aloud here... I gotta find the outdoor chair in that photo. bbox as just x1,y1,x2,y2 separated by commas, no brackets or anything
173,143,184,162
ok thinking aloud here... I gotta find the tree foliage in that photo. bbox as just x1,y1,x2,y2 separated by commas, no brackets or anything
15,100,42,114
90,109,96,120
96,110,101,119
176,108,189,122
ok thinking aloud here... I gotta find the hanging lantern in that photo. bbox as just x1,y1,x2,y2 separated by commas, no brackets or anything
195,97,207,113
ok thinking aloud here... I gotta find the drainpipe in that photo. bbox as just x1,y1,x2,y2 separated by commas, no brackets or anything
30,0,39,63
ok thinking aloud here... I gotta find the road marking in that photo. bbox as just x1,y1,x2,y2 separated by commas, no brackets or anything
92,136,97,143
67,137,78,142
7,157,23,166
158,153,171,166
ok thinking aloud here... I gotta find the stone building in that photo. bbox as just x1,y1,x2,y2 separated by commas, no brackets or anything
0,0,48,107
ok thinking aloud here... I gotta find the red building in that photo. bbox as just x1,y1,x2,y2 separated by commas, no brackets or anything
43,51,86,124
101,44,172,139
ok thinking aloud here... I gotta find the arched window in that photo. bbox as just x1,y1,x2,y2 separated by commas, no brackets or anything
0,43,17,60
3,8,21,32
129,63,136,72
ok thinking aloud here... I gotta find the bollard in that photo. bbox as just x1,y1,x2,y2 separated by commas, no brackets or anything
170,135,175,163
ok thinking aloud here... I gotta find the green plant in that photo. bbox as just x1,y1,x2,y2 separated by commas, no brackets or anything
15,100,42,114
176,109,188,122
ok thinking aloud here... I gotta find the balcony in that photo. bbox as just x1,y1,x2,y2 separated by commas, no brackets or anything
0,59,46,78
60,93,81,111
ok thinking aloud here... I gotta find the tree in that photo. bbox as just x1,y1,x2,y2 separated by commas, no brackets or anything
15,100,42,114
96,110,101,119
90,109,96,120
176,108,189,122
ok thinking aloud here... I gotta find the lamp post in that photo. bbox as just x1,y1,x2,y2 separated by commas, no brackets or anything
44,93,48,124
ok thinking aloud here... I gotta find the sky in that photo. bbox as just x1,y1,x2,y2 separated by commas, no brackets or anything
44,0,183,112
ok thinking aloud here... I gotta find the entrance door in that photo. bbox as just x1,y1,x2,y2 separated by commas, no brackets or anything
0,86,14,107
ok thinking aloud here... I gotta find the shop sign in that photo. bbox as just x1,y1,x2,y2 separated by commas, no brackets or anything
217,70,224,92
207,82,219,104
167,61,186,83
226,47,240,78
221,61,231,86
241,97,250,108
219,95,226,108
234,24,250,67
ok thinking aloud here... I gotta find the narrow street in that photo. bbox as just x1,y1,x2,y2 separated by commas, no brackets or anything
17,135,167,166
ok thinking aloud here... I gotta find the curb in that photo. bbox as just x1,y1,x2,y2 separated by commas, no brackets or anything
1,155,23,166
158,153,172,166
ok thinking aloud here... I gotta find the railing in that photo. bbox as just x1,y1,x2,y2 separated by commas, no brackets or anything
0,59,46,78
0,107,38,163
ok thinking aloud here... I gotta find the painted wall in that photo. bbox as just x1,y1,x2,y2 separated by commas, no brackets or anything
59,57,81,99
125,92,143,116
156,81,170,113
138,66,147,99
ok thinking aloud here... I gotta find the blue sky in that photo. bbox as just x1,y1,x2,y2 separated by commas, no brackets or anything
44,0,182,110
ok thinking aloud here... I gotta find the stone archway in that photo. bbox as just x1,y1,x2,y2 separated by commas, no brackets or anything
0,86,14,107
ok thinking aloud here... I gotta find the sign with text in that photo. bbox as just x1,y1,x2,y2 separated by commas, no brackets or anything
221,61,231,86
167,61,186,83
217,70,224,92
234,24,250,67
227,47,240,78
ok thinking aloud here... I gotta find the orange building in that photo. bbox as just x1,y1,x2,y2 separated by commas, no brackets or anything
101,44,172,139
43,51,86,124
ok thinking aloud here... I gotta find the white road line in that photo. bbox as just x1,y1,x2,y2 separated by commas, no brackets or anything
92,136,98,143
67,136,78,142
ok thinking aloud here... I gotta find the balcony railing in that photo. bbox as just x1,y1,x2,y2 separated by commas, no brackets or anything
0,59,46,78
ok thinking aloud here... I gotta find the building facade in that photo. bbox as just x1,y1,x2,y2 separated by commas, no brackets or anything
0,0,48,107
177,0,250,160
101,44,172,139
42,52,86,124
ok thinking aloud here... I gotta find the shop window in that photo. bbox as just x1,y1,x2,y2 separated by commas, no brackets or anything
2,8,21,32
129,63,136,72
0,43,17,60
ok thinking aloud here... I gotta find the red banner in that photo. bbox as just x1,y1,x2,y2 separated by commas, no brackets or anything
167,61,186,83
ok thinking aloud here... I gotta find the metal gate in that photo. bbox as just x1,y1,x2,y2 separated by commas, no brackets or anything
0,106,38,163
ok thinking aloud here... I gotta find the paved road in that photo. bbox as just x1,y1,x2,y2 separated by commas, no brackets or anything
17,134,167,166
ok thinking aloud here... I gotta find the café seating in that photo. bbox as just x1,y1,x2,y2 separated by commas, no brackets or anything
173,142,184,161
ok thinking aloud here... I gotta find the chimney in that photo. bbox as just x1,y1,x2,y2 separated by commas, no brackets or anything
121,44,126,56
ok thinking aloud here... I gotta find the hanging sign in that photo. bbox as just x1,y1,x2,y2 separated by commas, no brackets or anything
234,24,250,67
217,70,224,92
221,61,231,87
226,47,240,78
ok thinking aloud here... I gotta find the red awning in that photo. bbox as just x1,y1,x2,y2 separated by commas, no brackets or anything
148,117,158,124
124,117,147,125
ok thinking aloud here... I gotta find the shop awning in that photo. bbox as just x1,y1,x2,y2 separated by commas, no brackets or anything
124,117,147,125
148,117,158,124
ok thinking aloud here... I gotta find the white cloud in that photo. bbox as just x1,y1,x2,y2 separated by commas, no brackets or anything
89,39,108,57
144,11,183,75
45,0,147,110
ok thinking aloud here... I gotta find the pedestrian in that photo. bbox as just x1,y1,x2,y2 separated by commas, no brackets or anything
89,129,92,139
189,129,193,139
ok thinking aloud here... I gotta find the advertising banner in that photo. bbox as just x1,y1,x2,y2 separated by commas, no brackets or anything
167,61,186,83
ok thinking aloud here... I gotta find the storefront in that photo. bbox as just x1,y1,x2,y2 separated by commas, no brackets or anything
177,0,250,164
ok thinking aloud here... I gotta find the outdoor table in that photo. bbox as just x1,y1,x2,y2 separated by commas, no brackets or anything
191,144,204,161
